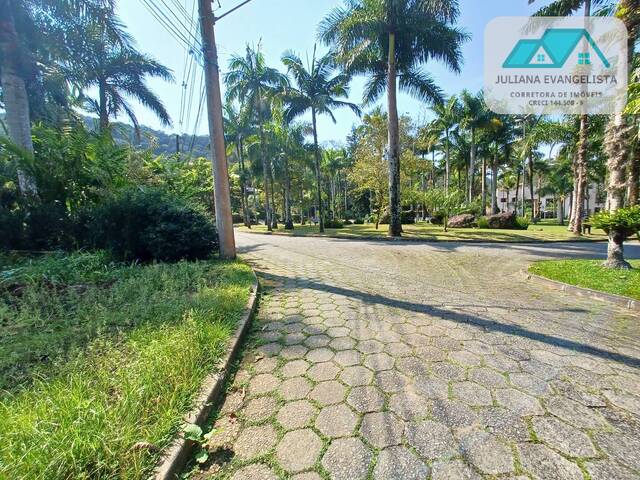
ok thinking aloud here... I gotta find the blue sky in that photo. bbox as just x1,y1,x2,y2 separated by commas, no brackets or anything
118,0,554,144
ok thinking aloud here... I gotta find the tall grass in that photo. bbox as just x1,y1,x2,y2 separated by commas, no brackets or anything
0,253,253,479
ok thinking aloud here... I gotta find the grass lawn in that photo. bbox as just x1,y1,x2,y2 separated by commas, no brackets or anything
0,252,254,480
238,221,608,242
529,259,640,300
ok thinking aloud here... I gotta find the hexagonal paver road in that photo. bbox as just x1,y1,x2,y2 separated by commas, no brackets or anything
197,232,640,479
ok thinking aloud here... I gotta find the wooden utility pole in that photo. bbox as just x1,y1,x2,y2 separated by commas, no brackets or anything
198,0,236,259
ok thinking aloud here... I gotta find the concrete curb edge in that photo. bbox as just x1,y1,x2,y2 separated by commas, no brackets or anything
154,269,259,479
523,268,639,313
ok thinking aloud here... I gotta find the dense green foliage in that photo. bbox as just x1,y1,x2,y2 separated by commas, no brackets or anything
0,252,254,479
88,189,217,262
530,259,640,300
590,205,640,237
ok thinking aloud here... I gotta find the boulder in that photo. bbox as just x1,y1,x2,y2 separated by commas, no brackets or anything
448,214,476,228
487,212,518,229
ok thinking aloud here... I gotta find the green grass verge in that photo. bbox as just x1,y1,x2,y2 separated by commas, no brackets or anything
0,252,254,480
529,259,640,301
238,222,607,242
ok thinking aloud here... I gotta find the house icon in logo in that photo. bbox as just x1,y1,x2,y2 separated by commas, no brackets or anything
503,28,610,68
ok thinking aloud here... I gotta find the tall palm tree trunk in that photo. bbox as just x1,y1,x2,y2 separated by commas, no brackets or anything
572,114,589,234
387,32,402,237
284,156,294,230
491,156,498,214
468,129,476,202
0,0,37,197
311,107,325,233
603,0,637,268
481,157,487,214
528,153,536,221
258,120,272,231
445,130,451,195
237,138,251,228
628,144,639,205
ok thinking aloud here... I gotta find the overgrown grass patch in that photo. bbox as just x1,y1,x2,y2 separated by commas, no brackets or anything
0,252,254,479
529,259,640,301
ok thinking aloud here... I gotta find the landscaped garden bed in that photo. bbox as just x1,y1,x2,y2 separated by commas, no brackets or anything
0,252,254,479
529,259,640,301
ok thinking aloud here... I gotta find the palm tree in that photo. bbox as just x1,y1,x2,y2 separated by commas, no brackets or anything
281,47,360,233
0,0,118,196
320,0,468,237
224,101,254,227
430,96,460,194
225,44,288,231
459,90,491,203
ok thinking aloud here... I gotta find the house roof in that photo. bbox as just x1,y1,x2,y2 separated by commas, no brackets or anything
503,28,610,68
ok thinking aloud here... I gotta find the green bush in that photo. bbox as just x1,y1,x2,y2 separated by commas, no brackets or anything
353,218,364,225
324,219,344,229
477,216,490,229
89,189,218,262
590,206,640,237
232,213,244,224
343,219,353,225
516,216,530,230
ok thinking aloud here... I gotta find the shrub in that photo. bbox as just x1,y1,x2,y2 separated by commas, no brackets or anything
343,219,353,225
353,218,364,225
590,206,640,237
430,213,444,225
324,219,344,229
89,189,218,262
477,216,490,229
232,213,244,224
516,216,530,230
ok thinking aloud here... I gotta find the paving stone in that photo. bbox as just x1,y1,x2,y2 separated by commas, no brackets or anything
306,347,334,363
279,377,313,401
220,391,244,415
518,443,584,480
360,412,404,448
405,419,457,460
449,350,482,367
396,357,430,377
585,460,639,480
257,342,283,357
248,373,280,395
374,370,411,393
477,406,531,442
414,375,449,399
329,336,356,350
276,429,322,473
373,446,431,480
532,415,597,457
284,333,306,345
339,365,373,386
459,430,514,475
357,339,385,354
315,404,358,438
364,352,395,371
388,392,431,420
592,432,640,471
305,334,331,348
414,345,448,362
242,396,278,422
307,361,339,381
509,372,552,396
603,389,640,415
432,399,479,429
233,424,278,460
281,345,309,360
452,381,492,406
431,460,482,480
231,463,278,480
333,349,361,366
309,380,347,405
277,399,317,430
470,367,508,388
291,473,323,480
253,357,279,374
432,362,467,381
546,395,609,429
321,437,372,480
347,385,385,413
385,342,414,356
281,359,310,378
205,415,241,449
495,388,544,416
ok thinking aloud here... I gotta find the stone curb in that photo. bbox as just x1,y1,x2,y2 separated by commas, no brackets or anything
238,228,608,244
523,268,640,313
153,269,260,480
